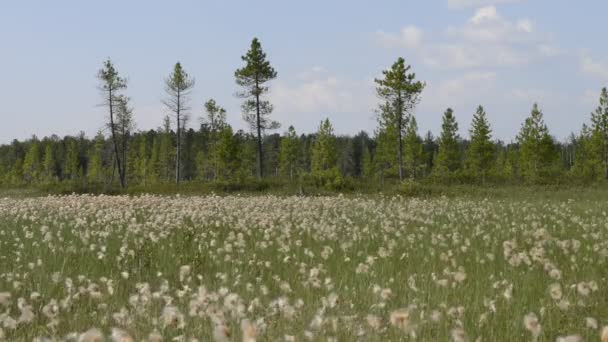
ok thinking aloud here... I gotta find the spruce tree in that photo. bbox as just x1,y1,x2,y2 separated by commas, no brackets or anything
435,108,461,176
468,105,494,183
403,116,426,179
235,38,279,180
517,103,556,182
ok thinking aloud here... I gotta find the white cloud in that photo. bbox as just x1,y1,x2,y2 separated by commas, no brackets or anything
374,26,423,49
272,69,375,115
378,6,557,70
420,71,497,112
581,55,608,79
448,0,525,9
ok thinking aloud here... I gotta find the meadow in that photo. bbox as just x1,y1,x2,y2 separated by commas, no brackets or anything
1,192,608,341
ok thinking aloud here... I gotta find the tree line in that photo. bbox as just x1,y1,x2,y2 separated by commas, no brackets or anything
1,38,608,191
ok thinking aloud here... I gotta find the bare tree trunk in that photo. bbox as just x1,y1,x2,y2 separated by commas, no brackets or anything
176,90,181,186
255,80,263,180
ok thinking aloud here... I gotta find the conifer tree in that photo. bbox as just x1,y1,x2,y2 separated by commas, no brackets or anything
23,139,42,184
375,57,425,181
64,139,80,180
42,143,57,182
435,108,461,176
235,38,279,180
202,99,227,180
468,105,494,183
517,103,556,182
163,62,195,185
87,133,104,183
311,119,337,172
279,126,300,180
98,59,127,188
402,116,426,179
590,87,608,180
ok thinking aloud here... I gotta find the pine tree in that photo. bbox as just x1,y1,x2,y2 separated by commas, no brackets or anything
375,57,425,181
279,126,300,180
163,62,195,185
235,38,279,180
434,108,461,177
374,102,399,181
517,103,556,182
311,119,337,172
98,59,128,188
468,105,494,183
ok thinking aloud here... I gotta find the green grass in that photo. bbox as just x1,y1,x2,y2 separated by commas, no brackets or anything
0,190,607,340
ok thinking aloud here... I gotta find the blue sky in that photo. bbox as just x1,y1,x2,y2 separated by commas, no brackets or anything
1,0,607,143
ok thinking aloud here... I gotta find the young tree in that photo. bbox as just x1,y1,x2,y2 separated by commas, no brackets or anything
98,59,128,188
163,62,195,185
517,103,556,182
590,87,608,180
23,139,42,184
311,119,337,172
201,99,227,180
42,143,57,182
279,126,300,180
375,57,425,181
402,116,427,179
235,38,279,180
434,108,461,176
87,132,104,183
64,139,80,180
216,126,239,180
468,105,494,183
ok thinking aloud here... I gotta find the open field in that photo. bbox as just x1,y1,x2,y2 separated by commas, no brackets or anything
1,194,608,341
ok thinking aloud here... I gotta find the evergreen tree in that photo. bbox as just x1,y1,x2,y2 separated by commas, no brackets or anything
468,105,494,183
64,139,80,180
23,139,42,184
279,126,300,180
311,119,337,172
42,143,57,182
435,108,461,176
589,87,608,180
98,59,128,188
202,99,227,180
87,133,104,183
235,38,279,180
163,62,195,185
402,116,427,179
157,116,175,182
216,126,239,180
375,57,425,181
517,103,557,182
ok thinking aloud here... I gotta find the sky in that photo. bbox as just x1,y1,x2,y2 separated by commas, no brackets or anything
1,0,607,144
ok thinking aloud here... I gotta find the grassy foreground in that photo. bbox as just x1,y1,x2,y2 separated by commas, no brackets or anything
1,192,608,341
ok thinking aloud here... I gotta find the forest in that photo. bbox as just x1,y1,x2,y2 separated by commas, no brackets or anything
1,38,607,194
